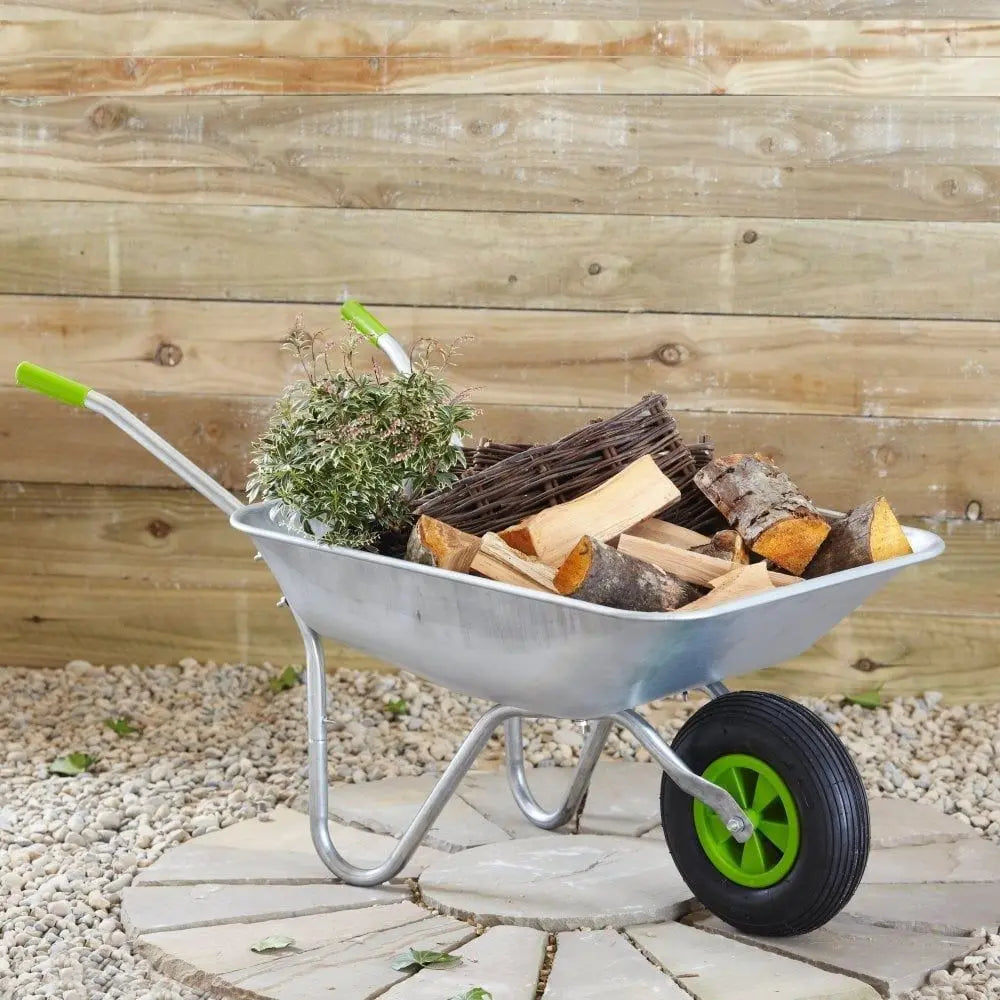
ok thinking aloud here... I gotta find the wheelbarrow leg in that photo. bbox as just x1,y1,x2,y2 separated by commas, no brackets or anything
503,717,612,830
295,612,524,886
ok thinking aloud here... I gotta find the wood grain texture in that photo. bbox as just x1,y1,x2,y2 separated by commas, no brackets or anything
4,297,998,422
5,94,1000,222
3,390,994,519
0,3,997,20
0,484,993,697
4,203,1000,320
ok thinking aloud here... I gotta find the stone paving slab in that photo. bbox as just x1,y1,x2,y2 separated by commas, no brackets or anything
325,775,511,852
694,914,982,996
458,762,662,839
844,881,1000,936
378,925,547,1000
864,836,1000,884
421,834,692,932
867,797,978,849
139,902,475,1000
121,882,404,935
545,928,688,999
627,920,880,1000
133,806,448,886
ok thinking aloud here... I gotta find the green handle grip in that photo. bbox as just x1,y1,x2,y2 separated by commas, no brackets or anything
341,300,388,345
15,362,91,407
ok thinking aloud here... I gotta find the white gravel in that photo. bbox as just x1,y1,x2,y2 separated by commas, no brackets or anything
1,660,999,999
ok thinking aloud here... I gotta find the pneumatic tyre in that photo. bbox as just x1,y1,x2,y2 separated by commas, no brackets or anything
660,691,869,937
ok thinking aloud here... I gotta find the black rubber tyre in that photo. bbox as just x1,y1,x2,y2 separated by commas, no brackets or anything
660,691,869,937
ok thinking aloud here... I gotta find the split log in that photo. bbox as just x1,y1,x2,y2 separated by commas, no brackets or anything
622,519,710,549
691,529,749,566
555,536,705,611
805,496,912,578
617,534,801,588
406,515,481,572
471,533,557,591
498,521,536,556
680,562,775,612
526,455,681,565
694,453,830,576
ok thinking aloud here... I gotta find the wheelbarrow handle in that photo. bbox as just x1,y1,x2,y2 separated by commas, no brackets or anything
15,361,243,518
341,300,413,376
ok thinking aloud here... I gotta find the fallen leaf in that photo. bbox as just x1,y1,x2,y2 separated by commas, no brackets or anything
250,935,295,954
49,753,95,777
390,948,462,972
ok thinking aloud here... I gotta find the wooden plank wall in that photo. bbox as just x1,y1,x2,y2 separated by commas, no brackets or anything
1,8,997,699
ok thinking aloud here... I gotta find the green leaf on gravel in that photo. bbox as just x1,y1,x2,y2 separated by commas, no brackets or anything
449,989,492,1000
385,698,409,717
844,688,884,709
269,666,302,693
49,753,95,776
249,935,295,953
104,717,141,737
390,948,462,972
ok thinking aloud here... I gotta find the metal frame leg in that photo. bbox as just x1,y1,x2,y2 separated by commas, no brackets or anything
503,717,613,830
296,613,525,887
612,709,752,842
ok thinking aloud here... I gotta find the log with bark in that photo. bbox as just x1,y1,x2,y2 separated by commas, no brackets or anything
514,455,681,566
804,496,912,578
694,453,830,576
616,534,800,588
554,536,705,611
405,515,481,572
690,529,749,566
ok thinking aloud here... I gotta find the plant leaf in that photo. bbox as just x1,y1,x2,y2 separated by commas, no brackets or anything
249,935,295,953
385,698,409,717
104,717,141,737
845,688,883,709
448,989,493,1000
390,948,462,972
269,666,302,693
49,753,95,776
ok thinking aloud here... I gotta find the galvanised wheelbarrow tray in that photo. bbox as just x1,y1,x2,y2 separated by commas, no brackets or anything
15,308,943,938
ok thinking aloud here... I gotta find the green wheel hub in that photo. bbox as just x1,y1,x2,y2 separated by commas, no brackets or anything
693,753,801,889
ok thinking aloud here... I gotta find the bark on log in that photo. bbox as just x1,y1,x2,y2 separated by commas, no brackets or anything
694,453,830,575
805,496,912,578
555,536,705,611
691,529,749,566
405,515,481,572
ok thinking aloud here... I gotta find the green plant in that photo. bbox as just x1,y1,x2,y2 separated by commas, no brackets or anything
384,697,409,718
104,716,141,737
248,319,475,551
269,666,302,693
50,753,96,776
449,990,492,1000
390,948,462,972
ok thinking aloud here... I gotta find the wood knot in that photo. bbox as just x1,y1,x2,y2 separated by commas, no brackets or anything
507,274,518,284
742,230,758,245
873,444,896,468
939,177,960,198
153,342,183,367
588,262,602,275
758,136,777,155
367,56,381,73
147,519,172,539
852,657,879,673
656,343,686,366
88,102,131,132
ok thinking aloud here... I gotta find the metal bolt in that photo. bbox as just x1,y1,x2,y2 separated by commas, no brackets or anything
276,597,288,608
726,817,746,833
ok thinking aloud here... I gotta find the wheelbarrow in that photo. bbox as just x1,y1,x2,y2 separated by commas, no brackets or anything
14,303,944,938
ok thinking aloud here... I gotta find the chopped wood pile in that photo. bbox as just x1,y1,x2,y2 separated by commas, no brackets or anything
406,444,913,614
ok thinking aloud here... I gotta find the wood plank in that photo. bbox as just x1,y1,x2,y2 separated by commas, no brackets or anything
3,296,998,422
0,3,996,22
2,391,996,519
5,203,1000,320
6,95,1000,222
735,611,1000,702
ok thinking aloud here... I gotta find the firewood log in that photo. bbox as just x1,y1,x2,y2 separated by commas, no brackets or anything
525,455,681,565
499,521,536,556
617,534,801,588
471,533,557,591
622,519,710,549
804,496,912,578
690,529,749,566
405,515,481,572
554,536,705,611
680,561,775,611
694,453,830,575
